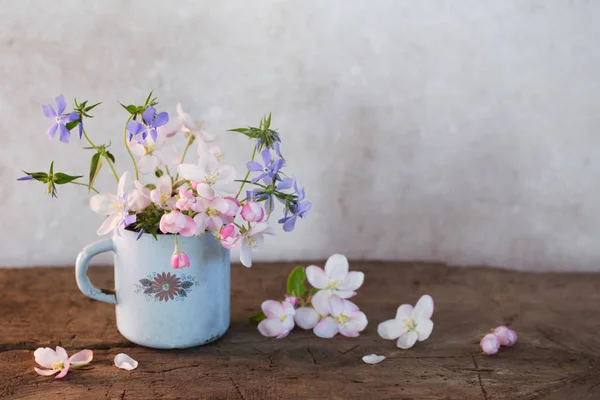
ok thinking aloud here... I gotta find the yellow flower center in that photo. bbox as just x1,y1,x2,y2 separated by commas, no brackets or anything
51,360,65,370
206,208,218,217
326,280,339,290
404,319,416,330
203,172,220,186
143,144,156,155
336,314,349,324
160,193,170,204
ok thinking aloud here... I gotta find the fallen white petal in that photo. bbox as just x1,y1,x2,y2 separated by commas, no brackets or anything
114,353,138,371
362,354,386,364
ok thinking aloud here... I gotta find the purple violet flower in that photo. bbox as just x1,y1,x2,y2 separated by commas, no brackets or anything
126,106,169,143
116,194,136,236
278,180,311,232
246,148,285,185
17,175,33,181
41,95,78,144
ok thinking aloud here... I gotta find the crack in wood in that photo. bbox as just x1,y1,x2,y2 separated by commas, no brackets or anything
471,355,489,400
339,344,360,355
227,372,247,400
307,348,318,365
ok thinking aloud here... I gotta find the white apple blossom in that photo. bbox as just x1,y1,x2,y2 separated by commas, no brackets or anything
90,172,142,235
377,294,434,349
240,222,275,268
177,151,236,199
177,103,215,142
128,127,181,174
306,254,364,316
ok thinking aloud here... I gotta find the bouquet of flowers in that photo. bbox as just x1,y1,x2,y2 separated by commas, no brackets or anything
18,92,311,268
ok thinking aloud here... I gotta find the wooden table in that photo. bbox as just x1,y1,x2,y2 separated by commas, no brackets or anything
1,262,600,399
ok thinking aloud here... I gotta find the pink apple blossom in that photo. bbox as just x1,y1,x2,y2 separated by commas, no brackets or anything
258,300,296,339
150,175,176,209
34,346,93,378
219,224,241,249
313,295,368,338
493,326,517,347
480,333,501,355
159,210,196,237
222,196,240,216
284,295,298,306
171,251,190,269
175,188,197,211
241,201,265,222
192,197,229,233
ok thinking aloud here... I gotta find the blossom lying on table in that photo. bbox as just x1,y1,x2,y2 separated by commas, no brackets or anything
377,294,434,349
34,346,93,378
251,254,368,339
18,93,311,267
480,326,518,355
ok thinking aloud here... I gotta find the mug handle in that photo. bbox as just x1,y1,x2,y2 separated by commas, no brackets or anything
75,238,117,304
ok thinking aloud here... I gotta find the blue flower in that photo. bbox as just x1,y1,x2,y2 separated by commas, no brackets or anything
42,95,78,144
126,106,169,142
278,180,311,232
246,148,284,185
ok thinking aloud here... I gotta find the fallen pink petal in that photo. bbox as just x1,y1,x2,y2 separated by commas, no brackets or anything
114,353,138,371
362,354,386,364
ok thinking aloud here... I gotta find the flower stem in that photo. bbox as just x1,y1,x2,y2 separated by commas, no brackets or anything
123,115,139,180
235,146,257,199
82,128,120,182
174,135,195,181
69,181,100,194
173,234,179,252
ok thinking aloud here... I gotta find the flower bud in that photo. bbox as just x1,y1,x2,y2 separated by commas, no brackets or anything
493,326,517,347
284,295,298,306
171,251,190,269
241,201,265,222
480,333,500,355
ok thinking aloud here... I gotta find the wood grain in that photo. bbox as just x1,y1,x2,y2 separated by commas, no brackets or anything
1,262,600,399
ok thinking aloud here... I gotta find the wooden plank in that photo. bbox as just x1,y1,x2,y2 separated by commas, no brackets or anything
1,262,600,399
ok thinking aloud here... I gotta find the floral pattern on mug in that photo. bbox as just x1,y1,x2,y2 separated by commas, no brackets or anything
135,272,199,302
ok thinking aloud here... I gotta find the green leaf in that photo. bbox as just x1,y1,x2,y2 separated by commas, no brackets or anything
84,102,101,112
155,169,164,178
53,173,83,185
265,113,272,129
65,120,79,131
145,183,156,190
287,266,306,297
144,90,154,106
309,288,319,297
88,152,103,192
49,161,54,176
120,103,137,114
249,311,267,324
22,171,49,182
228,128,251,133
105,151,116,164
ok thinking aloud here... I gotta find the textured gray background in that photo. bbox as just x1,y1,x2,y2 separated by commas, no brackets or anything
1,0,599,270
